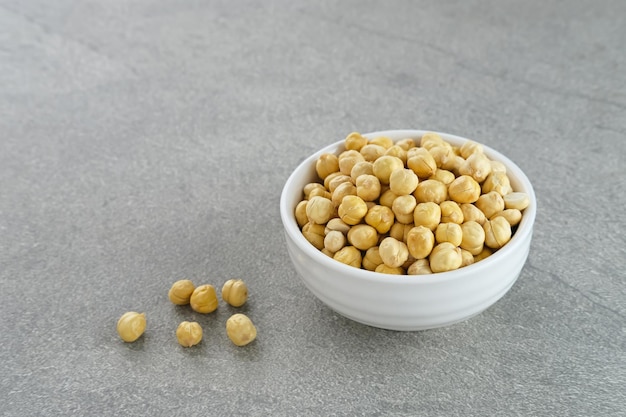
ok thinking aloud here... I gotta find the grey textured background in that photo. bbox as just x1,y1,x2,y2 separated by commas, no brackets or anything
1,1,625,416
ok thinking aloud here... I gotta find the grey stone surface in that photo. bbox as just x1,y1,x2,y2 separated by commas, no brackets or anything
1,0,625,416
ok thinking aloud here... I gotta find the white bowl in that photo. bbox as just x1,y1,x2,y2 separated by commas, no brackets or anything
280,130,536,331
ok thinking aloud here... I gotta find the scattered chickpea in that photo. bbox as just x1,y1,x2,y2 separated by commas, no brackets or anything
190,284,219,314
176,321,203,347
117,312,146,343
168,279,196,305
379,237,409,268
226,314,257,347
333,246,362,268
222,279,248,307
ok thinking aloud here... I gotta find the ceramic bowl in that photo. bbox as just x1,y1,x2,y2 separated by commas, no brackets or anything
280,130,536,331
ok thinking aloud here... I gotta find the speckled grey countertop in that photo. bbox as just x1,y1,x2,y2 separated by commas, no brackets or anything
1,1,625,416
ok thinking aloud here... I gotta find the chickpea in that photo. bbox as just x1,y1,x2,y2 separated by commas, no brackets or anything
360,144,387,162
459,140,484,159
482,171,512,196
460,203,486,225
369,136,394,149
429,242,463,273
503,192,530,211
338,150,365,175
350,161,374,183
440,201,463,224
308,187,331,200
375,264,405,275
333,246,362,268
372,155,404,184
419,132,446,150
222,279,248,307
323,230,346,253
448,175,481,203
460,221,485,255
168,279,196,305
407,148,437,178
406,226,435,259
226,314,257,347
426,145,451,168
321,248,334,257
316,153,340,180
413,202,441,231
474,247,493,262
325,218,351,235
190,284,218,314
460,249,475,267
407,259,432,275
302,222,326,250
490,160,507,174
385,145,408,164
435,222,463,247
345,131,368,151
176,321,203,347
356,174,382,202
363,246,384,271
116,312,146,343
327,174,352,193
414,179,448,204
347,224,379,251
303,183,325,199
389,222,414,243
475,191,505,219
379,189,398,208
365,205,395,234
395,138,416,151
306,196,334,224
379,237,409,268
331,181,357,207
392,195,417,224
389,169,419,196
430,169,455,185
483,217,512,249
338,195,368,225
459,152,492,183
491,208,522,226
323,171,343,191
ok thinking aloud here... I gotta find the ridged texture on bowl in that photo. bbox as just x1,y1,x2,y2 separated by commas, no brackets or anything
280,130,536,331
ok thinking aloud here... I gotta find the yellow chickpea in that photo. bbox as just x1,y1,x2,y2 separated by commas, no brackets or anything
407,148,437,178
460,203,487,225
370,136,394,149
406,225,435,259
379,237,409,268
389,222,414,243
429,242,463,273
308,187,331,200
428,146,455,169
458,152,492,182
440,201,464,224
364,205,395,234
474,247,493,262
331,181,357,207
407,259,433,275
448,175,481,203
295,200,309,228
389,168,419,196
176,321,203,347
226,314,257,347
475,191,505,219
326,174,351,193
356,174,382,202
375,264,405,274
435,222,463,247
302,222,326,250
460,249,475,267
347,224,379,251
316,153,340,180
429,169,456,185
385,145,408,164
483,217,512,249
379,189,398,208
303,183,325,199
190,285,219,314
222,279,248,307
503,192,530,211
324,171,343,191
491,209,522,226
362,246,384,271
482,171,512,196
459,140,484,159
117,312,146,343
338,195,368,225
168,279,196,305
360,144,387,162
333,246,362,268
392,195,417,224
306,196,334,224
419,132,446,150
350,161,374,182
414,179,448,204
490,160,507,174
413,202,441,231
325,218,351,235
372,155,404,185
394,138,416,151
345,132,368,151
338,150,365,175
324,230,346,253
460,220,485,255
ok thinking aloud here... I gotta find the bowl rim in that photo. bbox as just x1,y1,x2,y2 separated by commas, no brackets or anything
280,129,536,285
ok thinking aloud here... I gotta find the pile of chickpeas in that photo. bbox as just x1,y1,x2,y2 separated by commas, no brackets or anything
295,132,530,274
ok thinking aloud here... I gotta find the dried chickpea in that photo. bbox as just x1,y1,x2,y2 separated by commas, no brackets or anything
350,161,374,182
365,205,395,234
435,222,463,247
392,195,417,224
294,200,309,228
429,242,462,273
222,279,248,307
483,217,512,249
460,221,485,255
176,321,203,347
389,168,419,196
117,312,146,343
323,171,343,191
460,249,475,267
308,187,331,200
406,226,435,259
324,230,346,253
321,248,334,257
459,152,492,182
490,160,507,174
407,259,432,275
372,155,404,184
430,169,456,185
440,201,463,224
302,222,326,250
379,189,398,208
389,222,413,243
333,246,362,268
395,138,416,151
414,179,448,204
375,264,405,274
448,175,481,203
459,140,484,159
338,150,365,176
226,314,257,347
356,174,382,202
338,195,368,225
491,209,522,226
460,203,486,225
360,144,386,162
428,145,455,169
413,202,441,231
407,148,437,178
345,132,367,151
347,224,379,251
327,174,352,193
475,191,505,219
379,237,409,268
316,153,339,180
503,192,530,211
385,145,408,164
474,247,493,262
303,183,325,199
331,181,357,207
362,246,384,271
370,136,394,149
419,132,446,150
190,284,218,314
325,218,351,235
482,171,512,196
168,279,196,305
306,196,334,224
